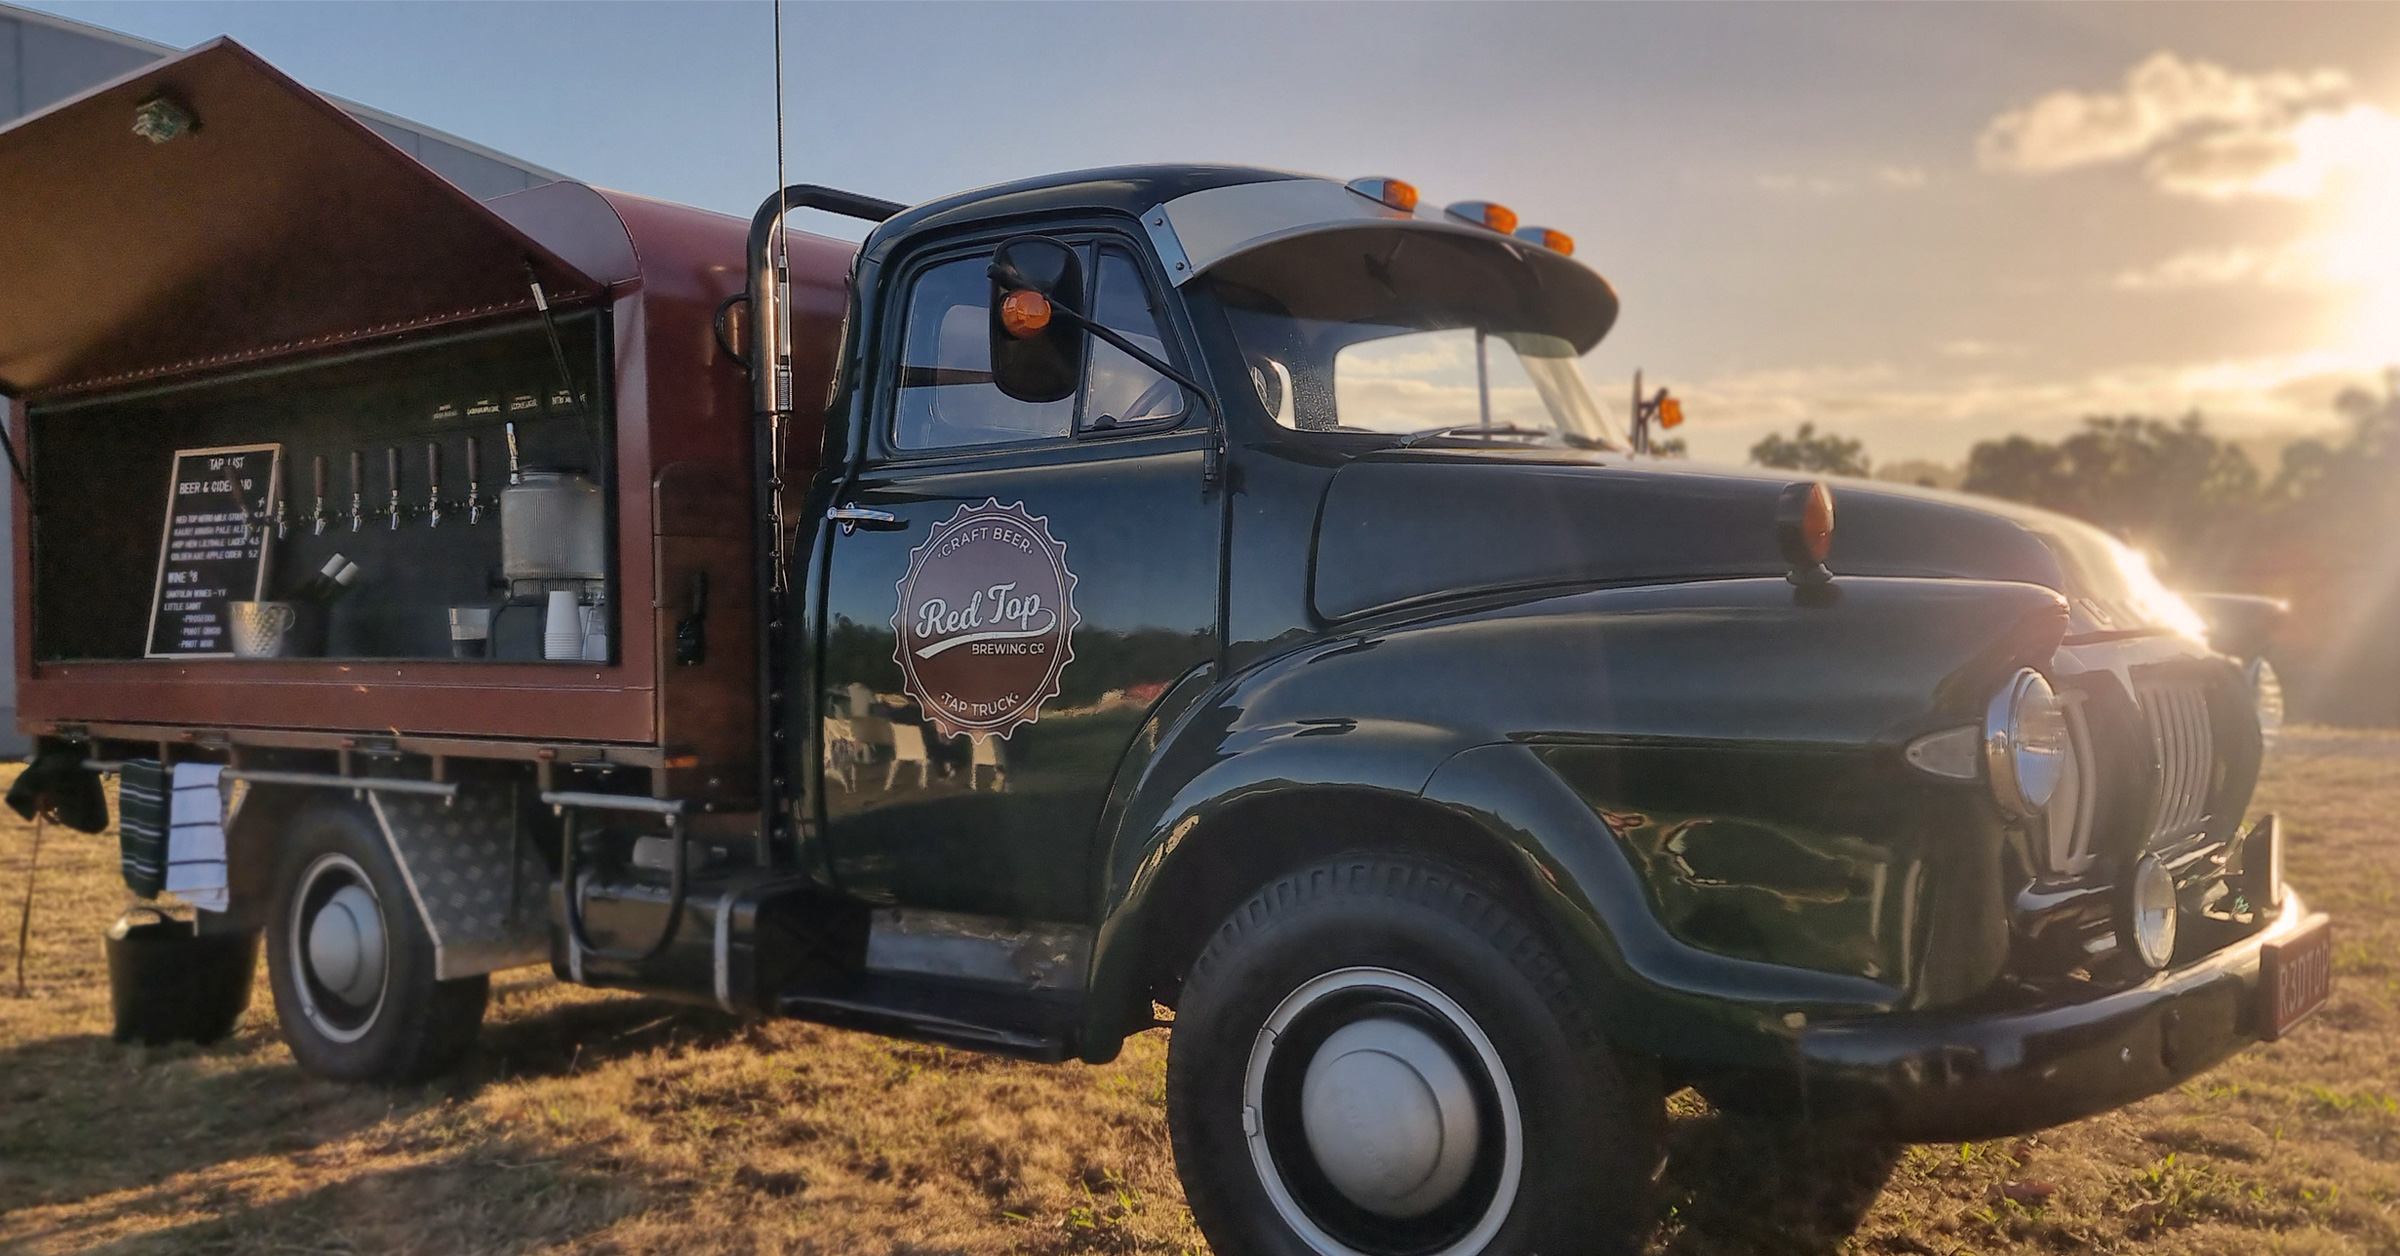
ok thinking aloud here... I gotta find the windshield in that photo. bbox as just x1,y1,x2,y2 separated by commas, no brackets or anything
1214,285,1624,449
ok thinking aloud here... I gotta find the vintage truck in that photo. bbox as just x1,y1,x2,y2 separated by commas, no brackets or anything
1,40,2331,1256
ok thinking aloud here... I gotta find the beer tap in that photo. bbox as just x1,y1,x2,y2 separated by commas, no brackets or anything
348,450,364,532
465,436,484,525
385,446,403,531
504,421,524,485
310,456,328,535
426,442,444,528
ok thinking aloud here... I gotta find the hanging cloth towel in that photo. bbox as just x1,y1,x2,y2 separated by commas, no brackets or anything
118,760,170,899
163,764,229,914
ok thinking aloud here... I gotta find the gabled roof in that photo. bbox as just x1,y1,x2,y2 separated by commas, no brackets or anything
0,38,600,399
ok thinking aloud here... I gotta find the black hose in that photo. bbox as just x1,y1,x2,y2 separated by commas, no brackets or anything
558,808,687,964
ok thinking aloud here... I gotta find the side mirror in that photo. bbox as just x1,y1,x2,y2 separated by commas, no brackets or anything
988,236,1086,403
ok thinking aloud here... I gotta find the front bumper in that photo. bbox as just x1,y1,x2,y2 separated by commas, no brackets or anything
1795,892,2324,1142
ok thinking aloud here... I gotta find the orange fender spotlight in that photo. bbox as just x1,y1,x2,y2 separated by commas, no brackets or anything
1775,481,1837,594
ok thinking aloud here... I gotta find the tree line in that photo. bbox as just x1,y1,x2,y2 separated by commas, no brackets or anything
1747,372,2400,724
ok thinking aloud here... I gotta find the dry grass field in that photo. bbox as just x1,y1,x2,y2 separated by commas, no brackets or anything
1,731,2393,1255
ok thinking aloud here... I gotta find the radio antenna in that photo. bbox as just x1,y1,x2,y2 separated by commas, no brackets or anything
769,0,792,594
773,0,788,236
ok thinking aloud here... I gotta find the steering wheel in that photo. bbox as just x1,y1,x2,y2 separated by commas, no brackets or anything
1113,374,1183,425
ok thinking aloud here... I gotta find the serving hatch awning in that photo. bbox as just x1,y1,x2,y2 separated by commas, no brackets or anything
0,38,602,401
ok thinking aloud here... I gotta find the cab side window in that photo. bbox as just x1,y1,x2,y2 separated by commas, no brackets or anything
889,242,1183,452
1083,247,1184,429
892,256,1074,450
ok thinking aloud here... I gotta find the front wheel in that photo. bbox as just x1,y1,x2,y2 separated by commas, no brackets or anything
264,804,487,1083
1167,855,1662,1256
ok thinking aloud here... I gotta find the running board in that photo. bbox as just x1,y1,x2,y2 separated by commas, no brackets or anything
777,974,1081,1063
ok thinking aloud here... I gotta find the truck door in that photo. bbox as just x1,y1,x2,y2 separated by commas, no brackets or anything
814,233,1220,922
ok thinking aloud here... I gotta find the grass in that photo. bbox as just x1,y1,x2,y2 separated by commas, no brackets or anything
2,727,2395,1254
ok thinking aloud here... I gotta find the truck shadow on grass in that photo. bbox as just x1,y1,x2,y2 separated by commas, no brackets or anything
0,989,728,1221
1654,1107,1905,1256
26,1141,639,1256
464,980,750,1086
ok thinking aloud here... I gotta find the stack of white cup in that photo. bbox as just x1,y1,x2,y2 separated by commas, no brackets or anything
543,590,584,660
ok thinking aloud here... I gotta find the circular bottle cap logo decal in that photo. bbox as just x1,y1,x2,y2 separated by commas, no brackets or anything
893,499,1080,741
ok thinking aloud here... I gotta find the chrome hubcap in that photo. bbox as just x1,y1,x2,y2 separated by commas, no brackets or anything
307,884,386,1006
1245,968,1523,1256
288,853,389,1043
1302,1018,1482,1217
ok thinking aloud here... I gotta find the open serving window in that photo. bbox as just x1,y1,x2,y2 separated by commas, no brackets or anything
31,313,614,665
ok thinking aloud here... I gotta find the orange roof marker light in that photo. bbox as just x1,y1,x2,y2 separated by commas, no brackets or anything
1446,201,1519,235
1512,225,1575,256
1345,177,1419,213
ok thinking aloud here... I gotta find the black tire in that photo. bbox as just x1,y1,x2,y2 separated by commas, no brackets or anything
1167,855,1663,1256
264,803,488,1083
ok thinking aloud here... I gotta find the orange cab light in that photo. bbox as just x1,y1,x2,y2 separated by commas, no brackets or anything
999,289,1052,339
1513,226,1574,256
1346,177,1420,213
1447,201,1519,235
1801,482,1834,563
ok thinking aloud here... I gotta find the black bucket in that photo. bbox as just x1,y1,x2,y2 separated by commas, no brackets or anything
105,909,260,1046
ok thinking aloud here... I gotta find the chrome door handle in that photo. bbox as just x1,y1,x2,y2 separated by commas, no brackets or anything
826,505,903,533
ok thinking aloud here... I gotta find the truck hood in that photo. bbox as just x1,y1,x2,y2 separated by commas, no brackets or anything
1310,449,2200,639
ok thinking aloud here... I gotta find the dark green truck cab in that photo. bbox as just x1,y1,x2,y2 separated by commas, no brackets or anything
692,166,2327,1255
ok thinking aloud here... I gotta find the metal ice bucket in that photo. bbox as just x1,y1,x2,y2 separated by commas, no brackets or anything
227,600,322,658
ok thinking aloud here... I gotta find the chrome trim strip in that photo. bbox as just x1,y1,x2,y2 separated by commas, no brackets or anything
539,790,688,816
227,767,459,798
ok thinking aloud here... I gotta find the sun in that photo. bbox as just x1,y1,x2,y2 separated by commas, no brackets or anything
2287,106,2400,366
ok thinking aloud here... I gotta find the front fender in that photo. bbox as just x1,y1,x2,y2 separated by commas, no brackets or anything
1082,575,2068,1061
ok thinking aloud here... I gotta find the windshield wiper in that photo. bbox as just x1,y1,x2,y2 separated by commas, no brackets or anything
1397,424,1557,448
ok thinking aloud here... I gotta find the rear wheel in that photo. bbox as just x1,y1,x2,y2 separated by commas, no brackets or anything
1167,855,1662,1256
264,804,486,1083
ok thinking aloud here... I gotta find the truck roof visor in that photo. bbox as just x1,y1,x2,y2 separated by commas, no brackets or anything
0,38,602,399
1151,178,1617,353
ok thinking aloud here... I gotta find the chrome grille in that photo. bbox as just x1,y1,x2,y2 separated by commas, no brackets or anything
2138,680,2215,841
2042,697,2098,874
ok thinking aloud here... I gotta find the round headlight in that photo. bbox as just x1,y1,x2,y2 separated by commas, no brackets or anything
2128,854,2179,969
1985,669,2068,816
2249,657,2285,751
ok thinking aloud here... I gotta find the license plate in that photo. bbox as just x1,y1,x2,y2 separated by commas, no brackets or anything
2260,916,2332,1041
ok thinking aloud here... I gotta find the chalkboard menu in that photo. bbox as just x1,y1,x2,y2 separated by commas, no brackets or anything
145,444,282,658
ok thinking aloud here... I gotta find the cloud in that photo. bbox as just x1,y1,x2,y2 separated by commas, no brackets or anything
2110,243,2325,292
1756,173,1848,196
1937,339,2023,360
1978,52,2349,179
1756,166,1927,196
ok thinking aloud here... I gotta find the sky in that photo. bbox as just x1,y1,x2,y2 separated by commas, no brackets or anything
27,1,2400,467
